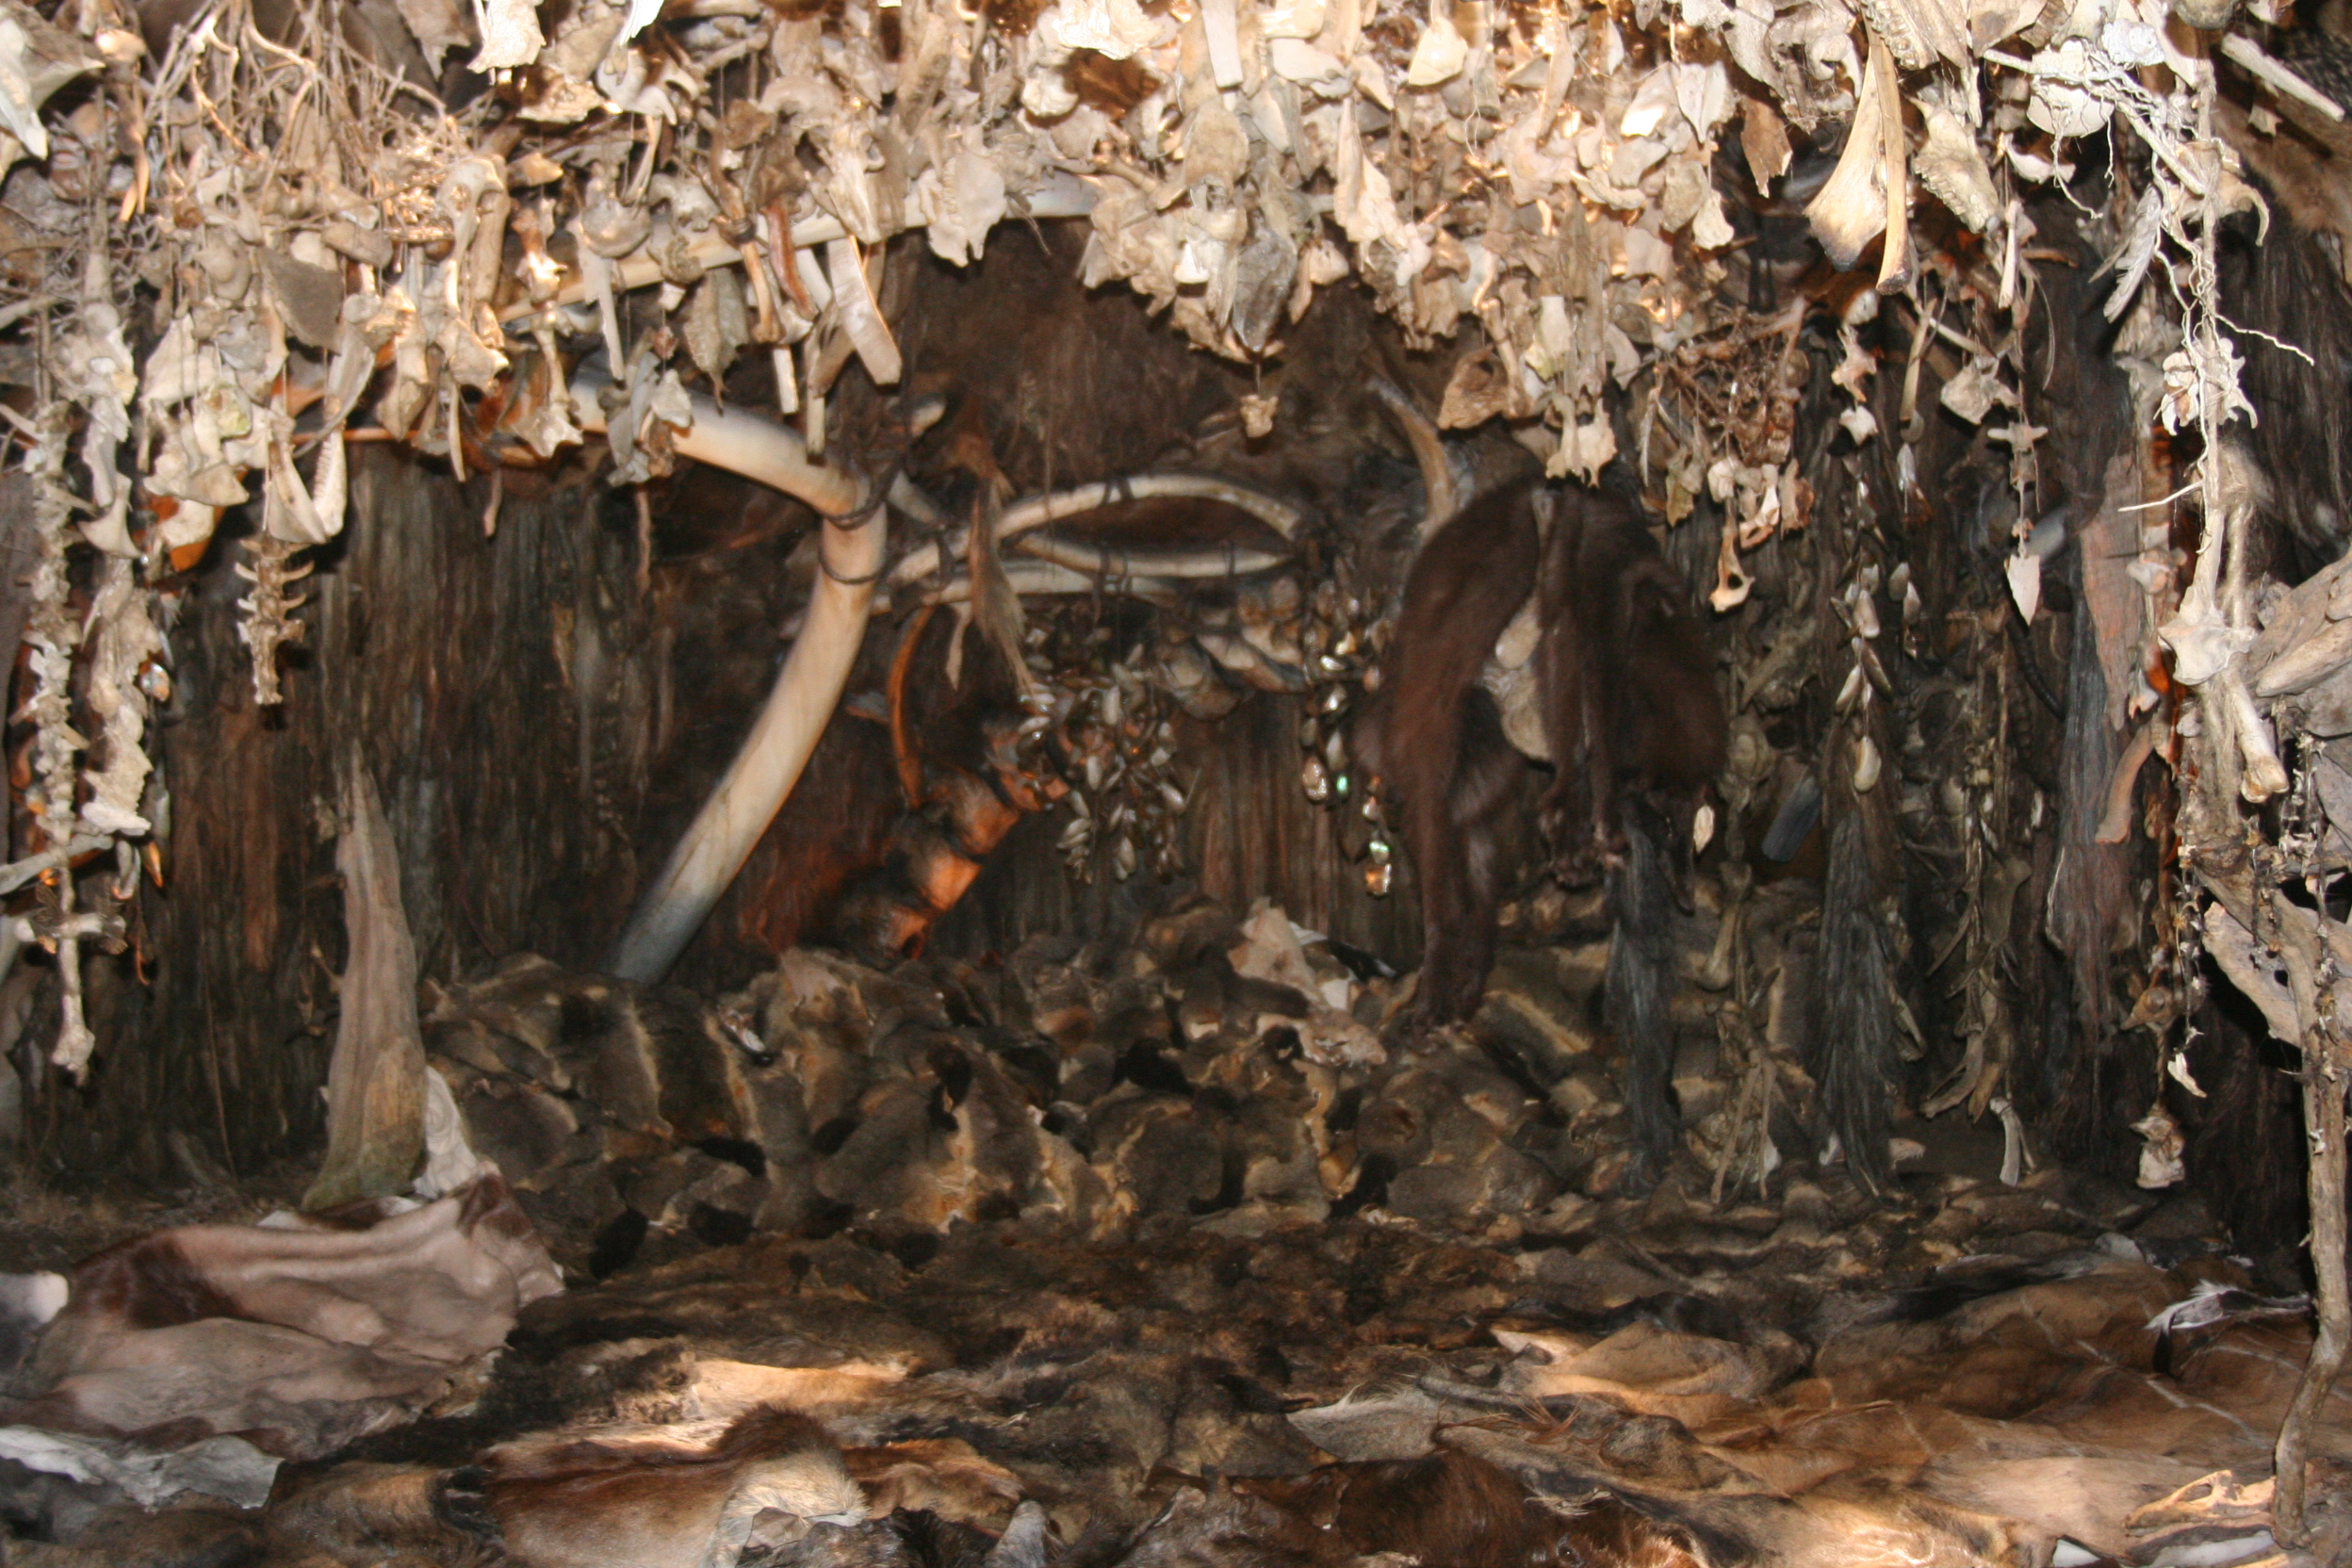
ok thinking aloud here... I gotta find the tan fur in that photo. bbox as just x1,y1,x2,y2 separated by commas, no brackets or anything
846,1438,1024,1528
484,1405,866,1568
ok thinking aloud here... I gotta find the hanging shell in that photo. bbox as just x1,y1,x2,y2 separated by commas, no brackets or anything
1854,734,1884,792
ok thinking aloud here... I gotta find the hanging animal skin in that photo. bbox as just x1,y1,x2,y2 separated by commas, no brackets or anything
1536,486,1729,889
1538,482,1729,1188
1351,484,1543,1032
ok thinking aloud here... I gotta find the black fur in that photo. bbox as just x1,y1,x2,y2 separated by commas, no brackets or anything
1812,811,1897,1194
1605,800,1679,1191
1536,485,1726,887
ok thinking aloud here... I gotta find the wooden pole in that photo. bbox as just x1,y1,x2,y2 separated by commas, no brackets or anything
2276,1022,2349,1542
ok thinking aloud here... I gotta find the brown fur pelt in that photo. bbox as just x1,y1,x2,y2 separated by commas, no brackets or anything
1236,1446,1696,1568
845,1440,1025,1531
1352,485,1542,1030
458,1404,870,1568
2040,540,2141,1159
1535,482,1724,1191
1535,484,1727,885
266,1459,500,1564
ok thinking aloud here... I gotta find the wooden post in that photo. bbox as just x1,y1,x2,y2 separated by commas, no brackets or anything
2276,1024,2349,1542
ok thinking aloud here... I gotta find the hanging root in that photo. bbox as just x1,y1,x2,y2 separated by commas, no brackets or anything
1814,809,1897,1195
1607,799,1677,1191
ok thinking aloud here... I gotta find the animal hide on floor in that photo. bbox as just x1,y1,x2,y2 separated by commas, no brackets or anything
1,1174,558,1462
12,1221,2349,1567
8,894,2351,1566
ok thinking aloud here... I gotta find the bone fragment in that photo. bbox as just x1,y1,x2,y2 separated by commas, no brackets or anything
2220,33,2346,124
911,563,1184,610
2255,616,2352,696
505,182,1097,326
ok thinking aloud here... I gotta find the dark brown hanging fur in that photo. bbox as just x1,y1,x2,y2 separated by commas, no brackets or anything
1606,799,1679,1189
1814,807,1899,1194
1535,486,1726,886
1352,485,1541,1030
1539,484,1726,1185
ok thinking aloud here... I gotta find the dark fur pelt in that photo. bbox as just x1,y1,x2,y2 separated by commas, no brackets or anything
1104,1485,1350,1568
1353,485,1541,1030
270,1460,498,1564
2043,545,2134,1146
1871,1250,2115,1325
1536,483,1726,885
1813,809,1897,1194
0,1504,270,1568
1237,1447,1640,1568
1605,800,1678,1190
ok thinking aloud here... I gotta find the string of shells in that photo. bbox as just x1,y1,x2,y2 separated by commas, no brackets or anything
1037,617,1193,885
1290,570,1396,896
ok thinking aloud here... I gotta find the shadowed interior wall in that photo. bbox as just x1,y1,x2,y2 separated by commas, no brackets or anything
926,691,1441,968
17,450,801,1182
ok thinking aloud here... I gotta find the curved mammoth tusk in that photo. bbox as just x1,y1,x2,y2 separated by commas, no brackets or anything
888,474,1302,590
780,563,1189,637
1012,535,1289,580
1365,376,1460,539
913,562,1186,610
569,373,864,514
572,376,889,983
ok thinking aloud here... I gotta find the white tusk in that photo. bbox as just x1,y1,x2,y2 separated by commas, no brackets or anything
1365,376,1460,539
915,562,1186,608
889,474,1300,589
575,377,886,982
1012,534,1289,580
570,372,861,513
777,564,1186,638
